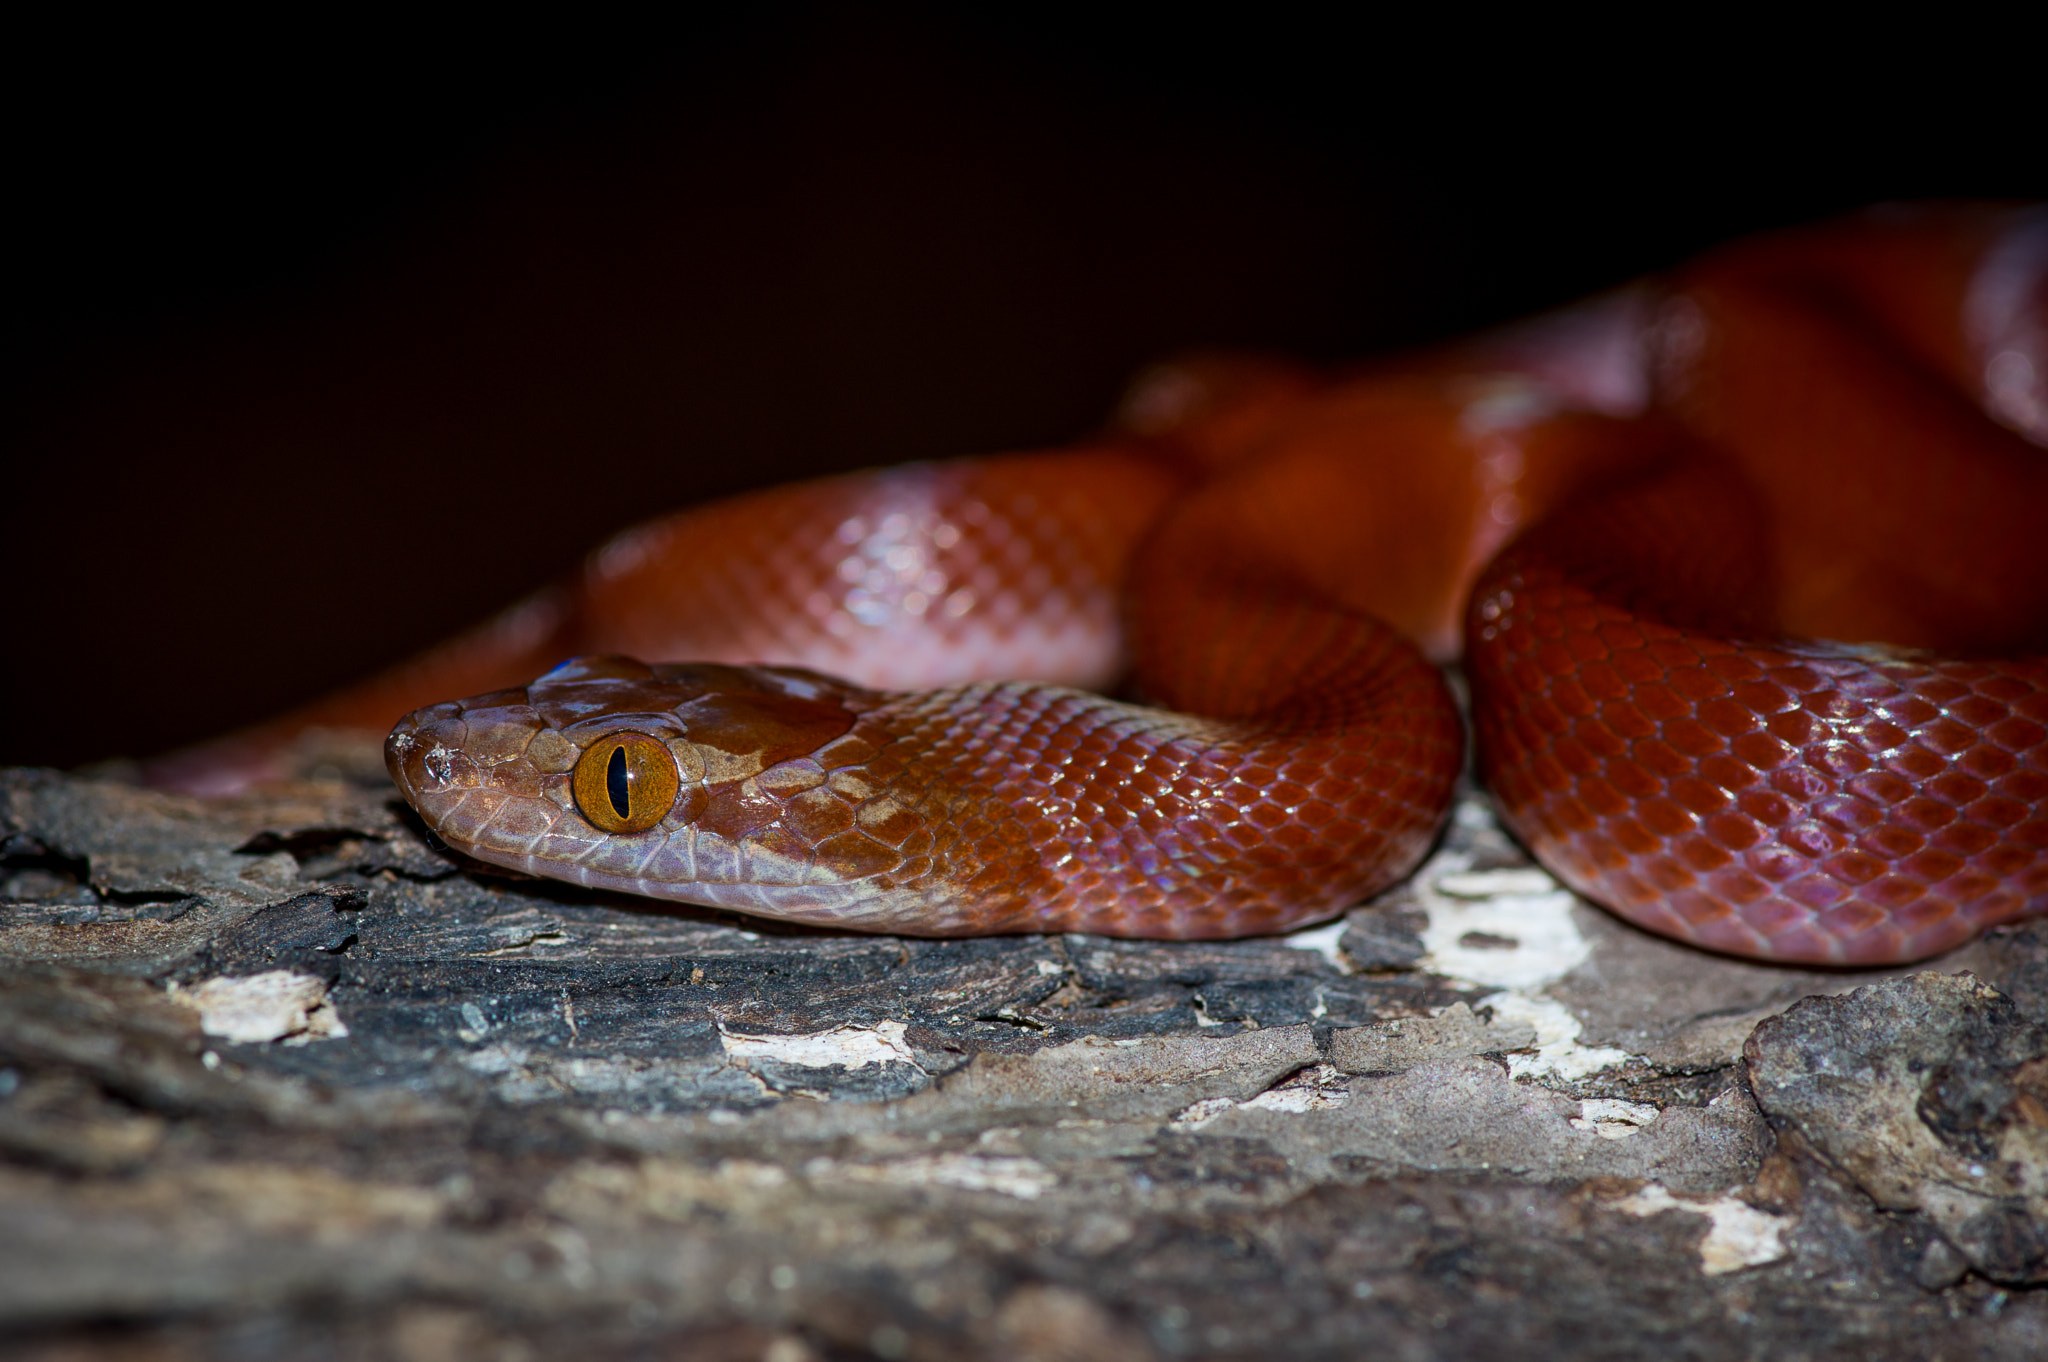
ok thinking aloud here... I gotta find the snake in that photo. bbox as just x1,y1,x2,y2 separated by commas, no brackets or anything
155,204,2048,965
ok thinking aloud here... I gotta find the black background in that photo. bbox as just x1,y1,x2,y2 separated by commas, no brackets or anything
5,8,2040,768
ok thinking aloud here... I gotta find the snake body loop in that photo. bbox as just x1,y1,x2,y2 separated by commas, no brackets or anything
177,205,2048,963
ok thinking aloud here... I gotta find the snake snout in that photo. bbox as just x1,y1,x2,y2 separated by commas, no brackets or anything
383,702,471,804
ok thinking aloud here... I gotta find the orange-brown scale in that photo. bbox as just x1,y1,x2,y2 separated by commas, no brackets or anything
1469,206,2048,963
178,204,2048,961
1470,468,2048,965
388,647,1460,938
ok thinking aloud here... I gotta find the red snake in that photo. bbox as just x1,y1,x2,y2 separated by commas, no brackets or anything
154,205,2048,965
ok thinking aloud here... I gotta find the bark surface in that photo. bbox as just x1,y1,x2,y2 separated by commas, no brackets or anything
5,762,2047,1360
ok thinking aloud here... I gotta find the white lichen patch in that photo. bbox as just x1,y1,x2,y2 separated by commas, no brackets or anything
1239,1063,1350,1114
809,1153,1058,1200
1171,1064,1349,1128
719,1020,920,1071
1480,992,1635,1083
1169,1097,1240,1130
1281,918,1351,970
1404,826,1635,1083
169,971,348,1045
1433,867,1565,899
1418,863,1589,991
459,1043,530,1076
1571,1098,1662,1140
1612,1184,1794,1275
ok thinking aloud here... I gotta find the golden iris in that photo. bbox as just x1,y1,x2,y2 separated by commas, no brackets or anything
570,731,681,834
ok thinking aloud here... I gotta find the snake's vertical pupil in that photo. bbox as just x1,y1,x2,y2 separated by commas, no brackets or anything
606,743,631,818
571,731,682,835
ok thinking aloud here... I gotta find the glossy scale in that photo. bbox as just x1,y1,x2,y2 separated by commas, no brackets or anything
164,204,2048,963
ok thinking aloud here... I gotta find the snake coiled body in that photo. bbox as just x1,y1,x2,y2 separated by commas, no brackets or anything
168,205,2048,964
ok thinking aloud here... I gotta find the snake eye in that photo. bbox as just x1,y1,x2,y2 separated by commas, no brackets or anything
571,732,681,835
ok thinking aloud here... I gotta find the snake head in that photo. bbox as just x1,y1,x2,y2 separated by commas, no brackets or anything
384,655,899,907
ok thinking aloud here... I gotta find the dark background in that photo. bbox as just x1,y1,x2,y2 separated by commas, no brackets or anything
5,9,2040,769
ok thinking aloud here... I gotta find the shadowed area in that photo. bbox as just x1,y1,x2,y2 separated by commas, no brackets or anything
7,11,2038,769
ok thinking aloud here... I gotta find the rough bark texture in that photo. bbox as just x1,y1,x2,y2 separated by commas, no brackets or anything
5,761,2048,1360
